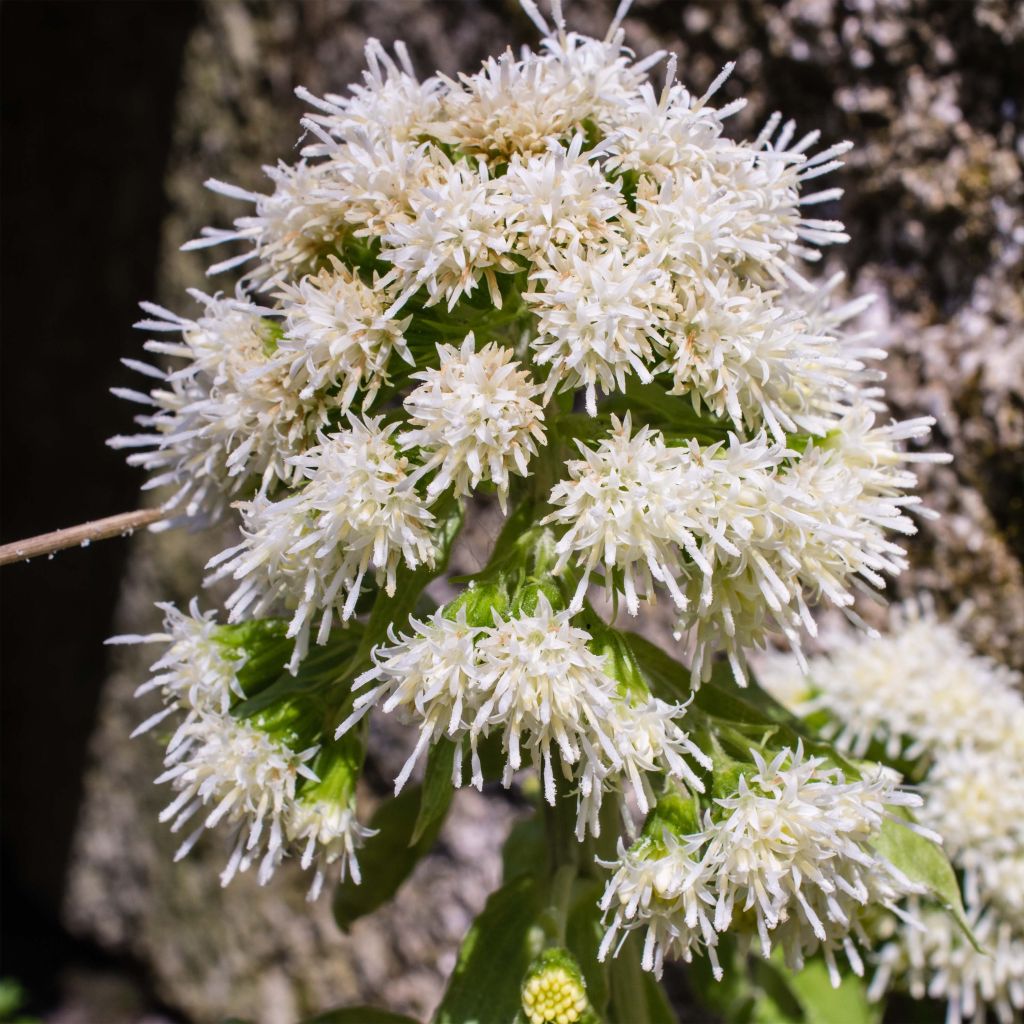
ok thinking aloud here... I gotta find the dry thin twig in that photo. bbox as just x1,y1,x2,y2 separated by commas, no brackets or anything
0,508,167,567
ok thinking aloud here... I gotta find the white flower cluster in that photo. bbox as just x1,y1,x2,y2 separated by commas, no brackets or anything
761,602,1024,1022
759,598,1024,762
120,604,373,897
599,745,925,984
111,2,942,678
339,595,710,838
547,408,943,685
110,291,333,522
207,415,437,671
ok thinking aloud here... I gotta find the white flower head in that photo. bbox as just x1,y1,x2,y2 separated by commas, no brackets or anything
286,797,376,902
401,333,546,510
111,600,245,740
276,256,413,409
473,595,621,806
498,134,627,260
870,904,1024,1024
598,830,721,980
527,246,680,415
761,598,1024,763
188,161,345,289
543,414,699,615
704,746,925,982
111,291,330,521
154,711,319,887
435,47,596,161
340,606,488,792
208,416,436,670
380,155,519,311
297,39,443,147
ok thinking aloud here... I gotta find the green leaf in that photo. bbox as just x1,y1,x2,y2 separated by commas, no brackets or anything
606,932,677,1024
607,379,731,444
565,880,610,1018
869,813,978,948
411,740,456,846
433,876,546,1024
784,956,880,1024
333,785,444,928
230,626,362,721
501,815,547,883
304,1009,421,1024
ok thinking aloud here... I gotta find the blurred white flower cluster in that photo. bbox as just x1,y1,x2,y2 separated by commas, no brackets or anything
763,600,1024,1024
108,1,958,1002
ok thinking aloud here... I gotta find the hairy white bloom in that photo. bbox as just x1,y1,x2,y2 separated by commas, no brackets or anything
400,333,546,510
760,599,1024,762
704,746,925,981
918,746,1024,914
498,134,626,259
601,60,741,180
111,291,330,521
380,155,519,310
598,831,721,980
599,695,711,821
155,711,319,887
208,417,436,670
297,39,443,146
434,40,622,161
111,600,245,740
870,905,1024,1024
187,161,344,288
659,275,878,442
472,596,620,806
528,246,681,414
286,798,376,901
276,257,413,409
340,607,487,792
677,405,947,685
543,415,699,614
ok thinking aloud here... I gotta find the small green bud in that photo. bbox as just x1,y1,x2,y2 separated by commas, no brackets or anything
511,578,566,617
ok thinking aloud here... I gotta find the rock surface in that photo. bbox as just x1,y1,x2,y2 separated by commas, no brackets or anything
63,1,1023,1021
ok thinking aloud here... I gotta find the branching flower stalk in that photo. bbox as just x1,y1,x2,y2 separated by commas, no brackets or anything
97,1,972,1019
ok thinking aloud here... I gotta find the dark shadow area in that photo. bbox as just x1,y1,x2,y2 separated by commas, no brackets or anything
1,0,197,1014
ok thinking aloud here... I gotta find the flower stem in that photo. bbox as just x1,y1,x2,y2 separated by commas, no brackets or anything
0,507,167,567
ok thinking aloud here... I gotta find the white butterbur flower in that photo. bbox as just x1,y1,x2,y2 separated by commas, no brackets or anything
871,906,1024,1024
297,39,443,146
704,746,925,981
380,155,518,310
400,333,546,510
208,416,436,670
155,711,318,887
918,747,1024,908
435,47,595,161
188,161,344,288
112,600,244,739
473,596,620,805
598,831,721,980
286,798,376,901
660,276,874,442
760,599,1024,762
111,291,330,521
603,696,710,818
499,134,626,259
340,607,487,792
543,414,698,614
528,246,680,414
276,257,413,409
